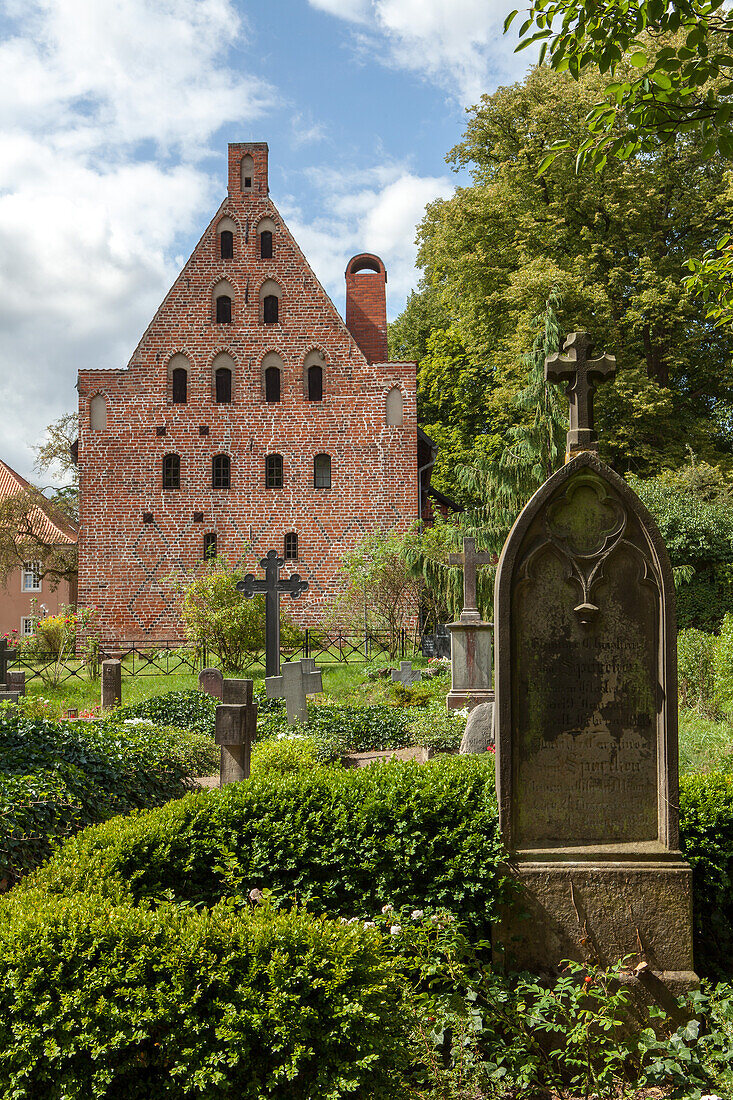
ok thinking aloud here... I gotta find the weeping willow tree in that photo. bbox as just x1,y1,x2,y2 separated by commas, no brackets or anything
406,293,568,625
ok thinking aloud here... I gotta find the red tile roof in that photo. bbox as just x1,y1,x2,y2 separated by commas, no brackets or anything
0,459,78,545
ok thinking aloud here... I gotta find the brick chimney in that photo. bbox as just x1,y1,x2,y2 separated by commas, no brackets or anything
345,254,388,364
228,142,269,197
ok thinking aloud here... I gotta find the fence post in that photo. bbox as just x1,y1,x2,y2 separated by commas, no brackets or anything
304,628,309,659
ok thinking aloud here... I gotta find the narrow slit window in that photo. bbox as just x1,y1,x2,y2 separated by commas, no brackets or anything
212,454,231,489
216,295,232,324
220,231,233,259
284,532,298,560
260,230,273,259
204,532,218,559
314,453,331,489
172,368,188,404
162,453,180,490
265,366,281,403
215,367,232,404
263,295,278,324
307,365,323,401
266,453,283,489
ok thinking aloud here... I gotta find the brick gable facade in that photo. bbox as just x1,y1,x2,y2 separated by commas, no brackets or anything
76,142,418,641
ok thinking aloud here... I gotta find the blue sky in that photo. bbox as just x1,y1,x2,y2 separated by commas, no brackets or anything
0,0,530,482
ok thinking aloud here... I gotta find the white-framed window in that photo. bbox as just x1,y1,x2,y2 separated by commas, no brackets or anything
21,561,41,592
20,617,34,637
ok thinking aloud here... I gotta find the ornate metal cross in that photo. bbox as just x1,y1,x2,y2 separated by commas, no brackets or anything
236,549,309,677
545,331,616,456
266,657,323,724
449,537,493,622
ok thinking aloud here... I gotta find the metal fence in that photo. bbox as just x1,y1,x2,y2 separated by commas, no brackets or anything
7,630,416,684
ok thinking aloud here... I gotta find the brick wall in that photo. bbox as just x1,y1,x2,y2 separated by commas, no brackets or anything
76,142,418,641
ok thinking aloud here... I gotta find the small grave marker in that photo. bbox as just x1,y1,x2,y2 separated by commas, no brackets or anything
101,659,122,710
266,658,323,724
391,660,421,687
198,667,223,700
236,550,308,677
5,671,25,697
215,684,257,785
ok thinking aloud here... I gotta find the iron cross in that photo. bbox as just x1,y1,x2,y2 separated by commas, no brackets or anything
449,537,493,623
236,549,309,677
545,331,616,455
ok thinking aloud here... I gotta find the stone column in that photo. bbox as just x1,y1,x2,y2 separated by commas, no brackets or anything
215,703,255,785
101,659,122,710
446,620,493,711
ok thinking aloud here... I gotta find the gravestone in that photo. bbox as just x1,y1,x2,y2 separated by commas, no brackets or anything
447,537,494,711
101,659,122,710
5,671,25,696
266,658,323,724
0,692,19,705
493,331,696,996
198,667,224,700
459,699,494,754
236,550,308,677
391,661,421,687
215,686,257,785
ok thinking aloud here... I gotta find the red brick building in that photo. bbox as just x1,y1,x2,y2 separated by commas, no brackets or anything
76,143,421,641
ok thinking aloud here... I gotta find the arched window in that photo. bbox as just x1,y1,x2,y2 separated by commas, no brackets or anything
260,279,282,325
212,454,231,489
215,367,232,404
385,387,404,426
162,453,180,489
172,368,188,403
266,453,283,489
220,231,233,260
307,365,323,402
263,295,278,324
89,394,107,430
216,295,232,324
314,453,331,489
265,366,281,403
241,153,254,190
260,230,273,259
284,532,298,560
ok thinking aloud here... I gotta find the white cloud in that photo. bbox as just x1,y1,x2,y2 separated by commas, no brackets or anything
308,0,532,104
281,163,454,321
0,0,277,481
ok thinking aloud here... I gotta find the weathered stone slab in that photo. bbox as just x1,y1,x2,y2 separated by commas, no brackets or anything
390,661,421,687
101,660,122,710
222,678,252,704
459,699,494,753
342,746,431,768
5,671,25,696
266,658,322,724
198,667,224,700
446,621,493,710
215,697,256,785
0,692,19,705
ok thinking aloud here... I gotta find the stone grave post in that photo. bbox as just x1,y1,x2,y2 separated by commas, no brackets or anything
390,660,421,687
5,671,25,696
236,550,309,677
198,667,224,700
447,537,494,712
493,331,697,996
215,682,257,785
101,659,122,710
266,658,323,724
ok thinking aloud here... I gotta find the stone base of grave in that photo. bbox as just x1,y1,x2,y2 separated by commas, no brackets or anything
446,620,492,712
493,850,698,998
342,746,433,768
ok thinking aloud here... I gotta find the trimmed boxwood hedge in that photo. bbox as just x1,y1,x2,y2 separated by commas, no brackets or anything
0,892,405,1100
27,755,505,939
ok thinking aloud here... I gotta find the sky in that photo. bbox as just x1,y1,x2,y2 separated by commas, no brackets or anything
0,0,531,483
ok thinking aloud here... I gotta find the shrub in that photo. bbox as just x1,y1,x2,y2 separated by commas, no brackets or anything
0,711,218,884
250,735,320,777
714,612,733,718
678,627,718,714
27,756,505,941
0,893,406,1100
109,689,218,737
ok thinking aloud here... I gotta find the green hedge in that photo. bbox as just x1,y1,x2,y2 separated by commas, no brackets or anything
680,771,733,978
109,689,218,736
28,756,505,939
0,711,218,884
0,893,404,1100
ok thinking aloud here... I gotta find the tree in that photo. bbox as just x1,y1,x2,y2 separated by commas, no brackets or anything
507,5,733,322
33,412,78,523
402,62,733,475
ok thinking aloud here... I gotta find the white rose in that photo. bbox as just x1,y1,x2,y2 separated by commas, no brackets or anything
411,910,425,920
381,904,393,914
390,925,401,935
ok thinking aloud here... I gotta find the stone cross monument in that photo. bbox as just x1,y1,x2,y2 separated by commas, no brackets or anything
390,660,422,687
493,331,696,997
236,550,308,677
215,681,257,785
266,657,323,724
446,537,494,711
545,330,616,458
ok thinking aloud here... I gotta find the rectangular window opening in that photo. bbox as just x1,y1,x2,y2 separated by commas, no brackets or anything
204,533,218,559
21,561,41,592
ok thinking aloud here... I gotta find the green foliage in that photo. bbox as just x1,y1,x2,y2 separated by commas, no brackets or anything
679,629,719,715
0,710,218,885
26,757,505,941
250,735,321,777
640,979,733,1096
0,894,406,1100
680,771,733,977
170,557,303,672
401,63,733,477
110,689,218,737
